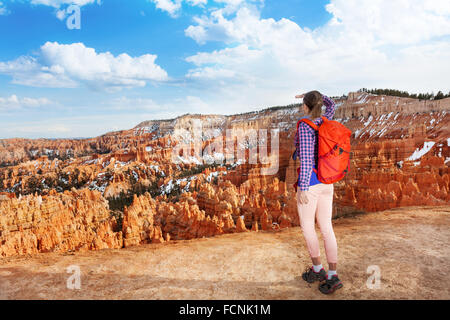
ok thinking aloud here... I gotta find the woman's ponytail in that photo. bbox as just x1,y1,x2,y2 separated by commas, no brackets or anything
303,90,323,119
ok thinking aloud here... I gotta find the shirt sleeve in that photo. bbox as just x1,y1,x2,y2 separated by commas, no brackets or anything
322,95,336,120
297,122,314,191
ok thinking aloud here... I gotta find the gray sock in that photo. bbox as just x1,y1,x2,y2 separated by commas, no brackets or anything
327,270,337,279
313,264,323,273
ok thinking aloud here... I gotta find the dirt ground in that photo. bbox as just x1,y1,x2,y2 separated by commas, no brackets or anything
0,205,449,300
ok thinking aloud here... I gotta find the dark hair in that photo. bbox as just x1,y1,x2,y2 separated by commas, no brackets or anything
303,90,323,119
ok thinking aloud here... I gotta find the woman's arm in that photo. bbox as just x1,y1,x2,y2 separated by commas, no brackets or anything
322,95,336,120
297,122,314,192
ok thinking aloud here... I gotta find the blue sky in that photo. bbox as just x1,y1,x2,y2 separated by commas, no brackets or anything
0,0,449,139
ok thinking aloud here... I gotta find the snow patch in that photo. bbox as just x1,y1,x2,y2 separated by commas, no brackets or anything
386,112,394,120
407,141,436,161
378,127,388,137
363,115,373,127
176,155,202,165
203,152,225,164
206,171,219,182
355,94,368,104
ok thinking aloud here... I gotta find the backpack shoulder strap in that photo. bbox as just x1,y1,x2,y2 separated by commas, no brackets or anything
321,116,329,123
295,119,302,131
300,118,319,131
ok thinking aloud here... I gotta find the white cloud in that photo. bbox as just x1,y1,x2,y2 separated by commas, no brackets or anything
324,0,450,45
213,0,263,15
28,0,102,19
151,0,183,17
185,44,262,81
186,66,236,79
183,0,450,105
0,42,169,90
30,0,100,8
55,8,67,20
0,1,10,15
0,95,54,110
150,0,233,18
187,0,207,6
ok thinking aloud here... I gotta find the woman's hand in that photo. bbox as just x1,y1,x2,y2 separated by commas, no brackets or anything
295,93,306,99
298,190,309,204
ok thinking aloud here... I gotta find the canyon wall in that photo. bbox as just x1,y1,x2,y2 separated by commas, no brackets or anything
0,189,122,257
0,92,449,257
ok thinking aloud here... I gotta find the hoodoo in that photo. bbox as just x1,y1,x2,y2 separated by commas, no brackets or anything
0,92,449,257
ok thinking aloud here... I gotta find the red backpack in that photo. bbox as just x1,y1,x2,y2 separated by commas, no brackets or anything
294,116,352,191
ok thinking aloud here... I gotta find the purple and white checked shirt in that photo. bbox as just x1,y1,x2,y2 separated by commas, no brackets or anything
294,95,336,191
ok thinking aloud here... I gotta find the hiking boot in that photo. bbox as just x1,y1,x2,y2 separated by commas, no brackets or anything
319,274,343,294
302,267,326,283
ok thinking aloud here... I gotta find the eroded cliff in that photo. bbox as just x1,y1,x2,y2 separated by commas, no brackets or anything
1,92,449,257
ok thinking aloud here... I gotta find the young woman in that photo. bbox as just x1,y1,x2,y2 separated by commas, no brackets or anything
294,90,343,294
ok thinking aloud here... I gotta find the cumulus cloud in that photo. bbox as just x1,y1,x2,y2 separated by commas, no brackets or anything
187,0,207,6
324,0,450,46
150,0,264,19
0,1,10,15
186,44,262,82
30,0,100,8
213,0,263,15
149,0,211,17
151,0,183,17
28,0,102,19
0,95,53,110
183,0,450,105
0,42,169,90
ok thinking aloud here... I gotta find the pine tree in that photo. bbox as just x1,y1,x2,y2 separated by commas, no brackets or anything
357,88,450,100
434,91,444,100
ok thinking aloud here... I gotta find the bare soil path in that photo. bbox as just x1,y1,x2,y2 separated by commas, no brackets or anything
1,206,449,300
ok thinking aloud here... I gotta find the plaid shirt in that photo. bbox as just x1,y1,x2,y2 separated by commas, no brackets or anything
294,95,336,191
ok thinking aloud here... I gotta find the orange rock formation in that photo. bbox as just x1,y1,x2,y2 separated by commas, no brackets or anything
0,92,448,257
